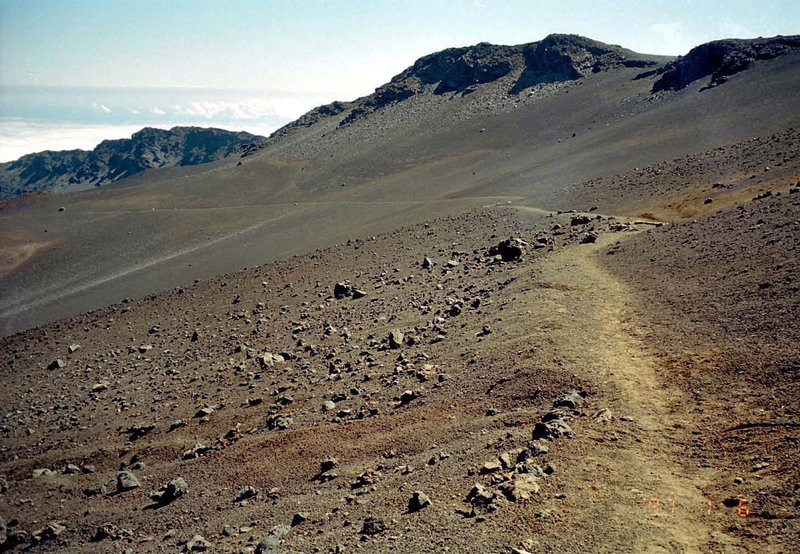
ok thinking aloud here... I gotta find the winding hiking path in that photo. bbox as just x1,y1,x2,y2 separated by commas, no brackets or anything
509,210,744,552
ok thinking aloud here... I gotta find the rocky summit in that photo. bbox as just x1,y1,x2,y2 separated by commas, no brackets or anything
257,34,668,151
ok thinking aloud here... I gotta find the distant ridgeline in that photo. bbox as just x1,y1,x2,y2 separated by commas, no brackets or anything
253,33,800,156
4,34,799,200
258,34,665,146
0,126,263,199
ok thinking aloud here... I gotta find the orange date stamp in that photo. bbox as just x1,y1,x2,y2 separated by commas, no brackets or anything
643,497,676,517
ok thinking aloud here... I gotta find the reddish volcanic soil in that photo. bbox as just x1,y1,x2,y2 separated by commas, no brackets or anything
2,163,799,551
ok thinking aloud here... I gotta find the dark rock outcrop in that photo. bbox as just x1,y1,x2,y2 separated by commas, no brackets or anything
487,237,527,261
511,34,656,94
652,35,800,92
394,42,518,95
0,126,263,199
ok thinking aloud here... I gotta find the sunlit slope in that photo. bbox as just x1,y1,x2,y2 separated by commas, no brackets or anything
1,45,799,336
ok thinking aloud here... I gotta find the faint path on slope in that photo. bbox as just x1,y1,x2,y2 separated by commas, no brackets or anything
70,196,524,215
511,207,742,552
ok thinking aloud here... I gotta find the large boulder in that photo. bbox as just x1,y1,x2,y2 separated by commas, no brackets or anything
499,473,541,502
532,418,573,440
408,490,432,512
466,483,496,512
360,516,386,535
488,237,527,261
151,477,188,504
333,282,353,299
185,534,211,551
553,390,585,410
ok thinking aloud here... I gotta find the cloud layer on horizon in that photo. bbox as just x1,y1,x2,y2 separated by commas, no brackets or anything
0,119,280,163
0,86,331,162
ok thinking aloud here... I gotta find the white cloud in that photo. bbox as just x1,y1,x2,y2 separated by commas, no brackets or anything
167,96,315,121
0,118,281,162
91,102,113,113
0,120,148,161
0,89,326,161
268,96,317,119
172,98,276,120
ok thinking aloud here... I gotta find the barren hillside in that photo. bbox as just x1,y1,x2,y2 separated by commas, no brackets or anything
1,34,799,553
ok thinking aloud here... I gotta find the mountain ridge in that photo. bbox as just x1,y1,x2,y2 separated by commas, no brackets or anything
0,126,263,199
653,34,800,91
4,34,798,199
247,33,800,162
253,33,669,156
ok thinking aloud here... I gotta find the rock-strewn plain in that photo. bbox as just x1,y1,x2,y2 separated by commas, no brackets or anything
1,33,800,552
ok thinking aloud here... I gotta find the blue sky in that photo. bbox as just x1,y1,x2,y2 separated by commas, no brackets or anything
1,0,798,160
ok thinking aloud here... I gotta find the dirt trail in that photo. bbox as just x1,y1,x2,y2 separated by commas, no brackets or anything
514,218,743,552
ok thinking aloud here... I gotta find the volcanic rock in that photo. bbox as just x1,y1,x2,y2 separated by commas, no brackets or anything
526,440,550,458
653,36,800,92
235,485,257,502
499,473,541,502
194,406,214,418
388,330,405,349
360,516,386,535
255,536,280,554
320,456,339,473
266,414,293,430
151,477,188,504
32,522,65,543
91,524,130,542
488,237,527,261
553,390,585,409
532,419,573,440
116,471,140,492
185,534,211,551
408,490,432,512
466,483,496,512
334,282,353,299
291,512,309,527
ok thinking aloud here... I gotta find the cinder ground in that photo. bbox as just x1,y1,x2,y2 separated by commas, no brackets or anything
1,41,799,554
1,162,798,551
